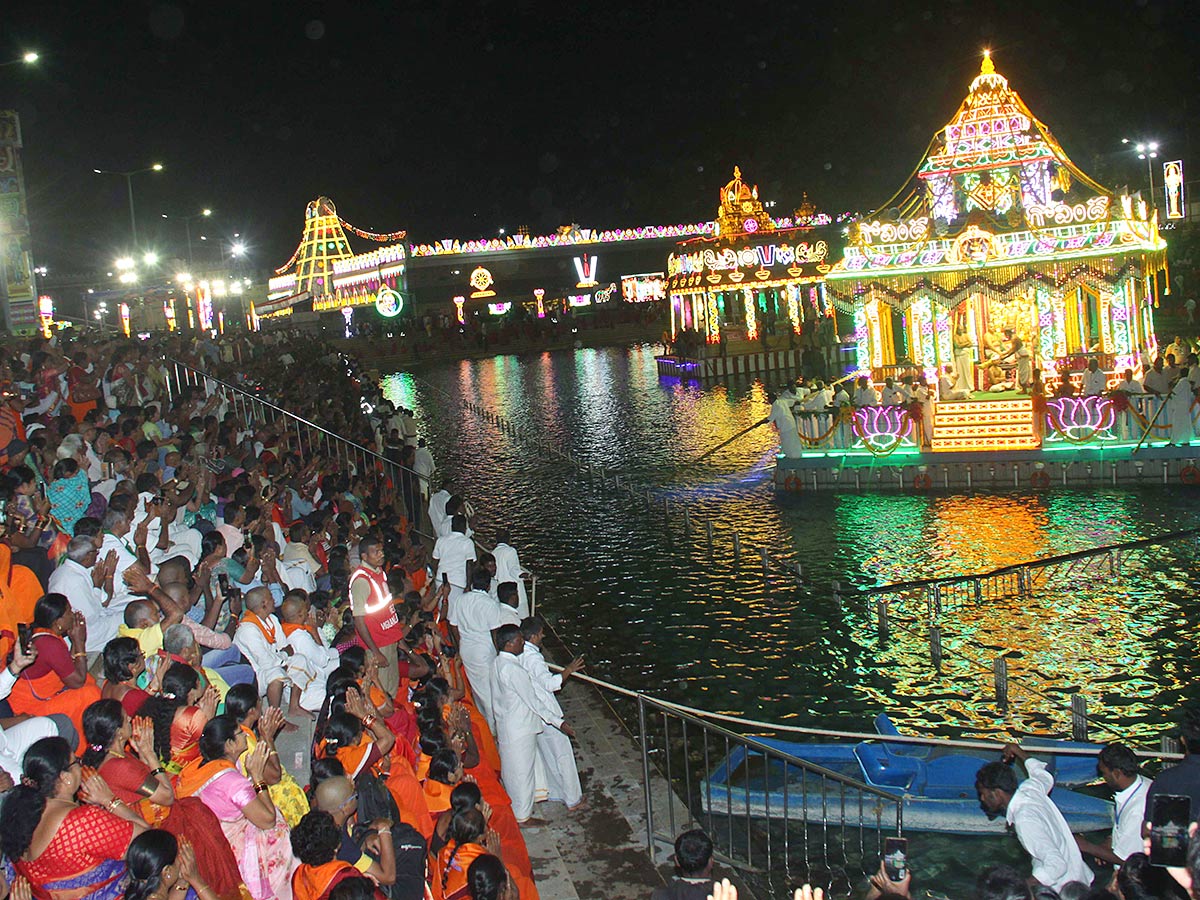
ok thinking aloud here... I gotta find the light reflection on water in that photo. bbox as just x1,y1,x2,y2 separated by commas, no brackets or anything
381,346,1200,745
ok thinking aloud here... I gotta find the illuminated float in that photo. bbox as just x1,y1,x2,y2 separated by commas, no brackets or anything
776,54,1187,490
658,167,836,379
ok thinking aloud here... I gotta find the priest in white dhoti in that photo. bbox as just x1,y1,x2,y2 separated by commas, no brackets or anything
519,616,585,810
1167,369,1196,445
768,396,804,458
456,567,504,729
939,367,970,401
233,586,289,707
492,530,530,618
491,624,573,822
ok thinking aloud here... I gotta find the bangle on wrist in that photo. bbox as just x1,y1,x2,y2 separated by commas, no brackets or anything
107,797,122,811
253,782,269,794
149,766,166,777
363,715,377,729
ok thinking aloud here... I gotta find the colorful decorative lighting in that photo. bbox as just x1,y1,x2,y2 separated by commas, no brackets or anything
452,296,465,324
375,285,404,318
533,288,545,319
468,267,495,298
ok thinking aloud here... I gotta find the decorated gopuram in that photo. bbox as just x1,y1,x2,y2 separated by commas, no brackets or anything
263,197,408,325
658,167,835,379
776,53,1189,491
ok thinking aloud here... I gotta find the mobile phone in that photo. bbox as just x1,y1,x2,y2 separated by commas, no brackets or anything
441,573,449,587
104,461,115,479
37,482,45,499
243,530,253,550
217,573,231,592
883,837,908,881
1150,794,1191,867
17,622,31,656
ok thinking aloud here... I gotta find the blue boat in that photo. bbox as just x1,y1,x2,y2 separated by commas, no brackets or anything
700,721,1112,836
872,714,1103,788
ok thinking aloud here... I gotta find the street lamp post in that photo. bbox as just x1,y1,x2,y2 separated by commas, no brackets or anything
1121,138,1160,215
93,163,164,246
162,209,211,266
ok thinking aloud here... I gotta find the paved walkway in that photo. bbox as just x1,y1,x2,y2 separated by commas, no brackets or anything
515,632,750,900
519,669,674,899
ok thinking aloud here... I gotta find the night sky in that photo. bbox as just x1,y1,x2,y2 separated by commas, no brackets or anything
4,0,1197,275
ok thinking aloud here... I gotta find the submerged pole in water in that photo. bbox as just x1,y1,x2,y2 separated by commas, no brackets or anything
930,625,943,672
761,547,770,580
732,531,740,566
1071,694,1088,743
994,657,1009,711
876,600,889,644
705,520,714,558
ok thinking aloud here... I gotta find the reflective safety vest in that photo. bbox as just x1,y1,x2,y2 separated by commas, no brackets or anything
349,564,403,648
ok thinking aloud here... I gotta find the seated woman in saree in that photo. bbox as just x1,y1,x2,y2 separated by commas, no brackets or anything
0,736,145,900
8,593,102,752
430,808,504,900
137,662,219,771
124,830,224,900
99,636,155,717
81,699,244,900
176,714,297,900
224,683,310,827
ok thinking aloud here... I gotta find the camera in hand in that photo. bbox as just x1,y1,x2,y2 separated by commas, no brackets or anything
883,837,908,881
17,622,31,656
1149,794,1190,867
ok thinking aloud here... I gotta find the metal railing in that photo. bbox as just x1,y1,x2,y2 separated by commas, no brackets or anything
635,692,903,896
850,527,1200,619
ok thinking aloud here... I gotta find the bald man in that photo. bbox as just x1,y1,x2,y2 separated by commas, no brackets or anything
309,777,427,897
233,586,289,707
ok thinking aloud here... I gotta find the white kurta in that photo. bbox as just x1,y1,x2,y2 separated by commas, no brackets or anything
1167,379,1195,444
432,532,476,590
283,627,341,713
492,650,564,820
519,643,582,807
1081,369,1107,397
492,542,529,618
233,614,289,695
1006,759,1093,890
427,489,451,536
768,399,804,459
131,492,203,567
456,590,503,728
48,558,124,652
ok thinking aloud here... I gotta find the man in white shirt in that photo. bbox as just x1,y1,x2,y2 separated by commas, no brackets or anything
1143,358,1171,396
1074,743,1149,868
99,504,148,608
427,480,453,536
233,586,290,707
413,439,436,502
48,537,122,660
976,745,1093,890
1114,369,1147,440
455,568,503,729
1081,359,1108,397
493,530,529,618
519,615,585,809
491,624,574,822
432,514,476,620
852,376,879,407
